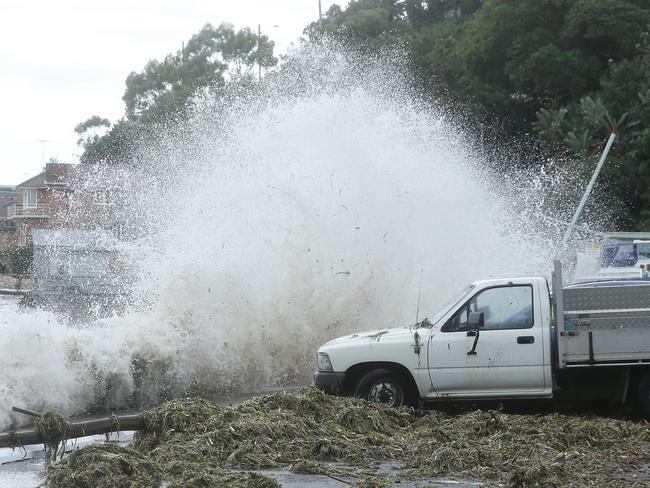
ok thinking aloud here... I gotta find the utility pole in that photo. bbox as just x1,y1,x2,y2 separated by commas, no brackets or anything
258,24,262,83
319,0,323,24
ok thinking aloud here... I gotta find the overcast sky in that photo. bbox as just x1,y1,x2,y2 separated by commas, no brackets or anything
0,0,337,185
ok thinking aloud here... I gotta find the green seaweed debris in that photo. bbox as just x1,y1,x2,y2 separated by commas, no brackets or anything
35,410,70,461
366,330,389,341
45,387,650,487
47,443,161,488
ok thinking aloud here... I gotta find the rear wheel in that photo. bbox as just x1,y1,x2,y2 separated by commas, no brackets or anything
636,374,650,418
354,368,412,407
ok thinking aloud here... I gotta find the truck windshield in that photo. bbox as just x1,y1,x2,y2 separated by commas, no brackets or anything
427,284,475,327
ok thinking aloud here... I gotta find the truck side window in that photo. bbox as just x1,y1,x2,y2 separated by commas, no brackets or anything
443,305,469,331
442,303,469,332
442,285,533,332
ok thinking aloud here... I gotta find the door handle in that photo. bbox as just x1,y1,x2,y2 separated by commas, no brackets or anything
517,336,534,344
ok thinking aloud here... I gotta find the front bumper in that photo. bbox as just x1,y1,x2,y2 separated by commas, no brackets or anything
313,370,347,394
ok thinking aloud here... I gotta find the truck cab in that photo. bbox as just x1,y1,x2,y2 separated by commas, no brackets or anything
314,276,554,407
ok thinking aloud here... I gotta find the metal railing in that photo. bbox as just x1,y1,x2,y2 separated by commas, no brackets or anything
6,203,51,219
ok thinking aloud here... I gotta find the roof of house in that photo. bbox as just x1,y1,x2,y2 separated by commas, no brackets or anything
15,163,74,189
16,171,47,189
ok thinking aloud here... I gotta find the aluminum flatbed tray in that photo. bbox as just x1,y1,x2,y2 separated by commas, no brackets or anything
561,281,650,365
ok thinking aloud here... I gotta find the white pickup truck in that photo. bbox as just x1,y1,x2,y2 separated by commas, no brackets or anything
314,262,650,416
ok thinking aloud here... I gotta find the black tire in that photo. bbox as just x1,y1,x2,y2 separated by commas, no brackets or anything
354,368,414,408
636,374,650,418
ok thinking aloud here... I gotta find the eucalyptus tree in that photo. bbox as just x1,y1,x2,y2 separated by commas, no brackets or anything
76,23,277,165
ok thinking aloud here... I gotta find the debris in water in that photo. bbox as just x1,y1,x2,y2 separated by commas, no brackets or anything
366,330,389,341
34,411,69,461
43,388,650,487
415,318,432,328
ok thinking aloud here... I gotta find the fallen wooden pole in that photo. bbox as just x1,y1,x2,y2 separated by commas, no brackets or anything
0,414,145,449
11,407,42,418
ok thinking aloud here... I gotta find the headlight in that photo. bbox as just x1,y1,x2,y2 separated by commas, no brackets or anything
317,352,333,371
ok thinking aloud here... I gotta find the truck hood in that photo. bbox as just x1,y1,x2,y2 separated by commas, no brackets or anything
321,326,414,347
318,326,424,373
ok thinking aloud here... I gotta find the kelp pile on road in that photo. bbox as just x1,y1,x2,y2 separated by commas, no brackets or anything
46,387,650,487
47,444,161,488
34,411,69,461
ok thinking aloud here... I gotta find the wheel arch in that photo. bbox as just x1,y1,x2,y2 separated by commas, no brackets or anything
343,361,420,399
627,366,650,404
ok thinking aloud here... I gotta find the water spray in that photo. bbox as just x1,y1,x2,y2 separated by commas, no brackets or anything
0,42,590,428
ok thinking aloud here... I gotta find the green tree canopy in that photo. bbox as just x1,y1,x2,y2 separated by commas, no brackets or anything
123,23,277,120
535,34,650,228
77,22,278,164
305,0,650,227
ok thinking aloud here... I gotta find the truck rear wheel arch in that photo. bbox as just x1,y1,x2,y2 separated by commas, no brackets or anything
344,362,419,407
633,370,650,418
624,367,650,405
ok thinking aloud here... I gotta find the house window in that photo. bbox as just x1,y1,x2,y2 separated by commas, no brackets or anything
23,189,37,208
93,190,111,205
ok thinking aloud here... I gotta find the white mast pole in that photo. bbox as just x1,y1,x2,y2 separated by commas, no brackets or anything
561,129,618,247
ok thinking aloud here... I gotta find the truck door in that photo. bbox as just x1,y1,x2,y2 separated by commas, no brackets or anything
427,282,547,397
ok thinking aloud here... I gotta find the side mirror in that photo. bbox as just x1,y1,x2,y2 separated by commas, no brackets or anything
468,311,484,331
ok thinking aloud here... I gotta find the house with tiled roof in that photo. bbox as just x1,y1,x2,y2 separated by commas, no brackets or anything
5,163,72,246
1,162,139,286
4,161,138,246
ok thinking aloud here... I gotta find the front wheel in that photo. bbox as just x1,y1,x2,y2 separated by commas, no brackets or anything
354,368,411,407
